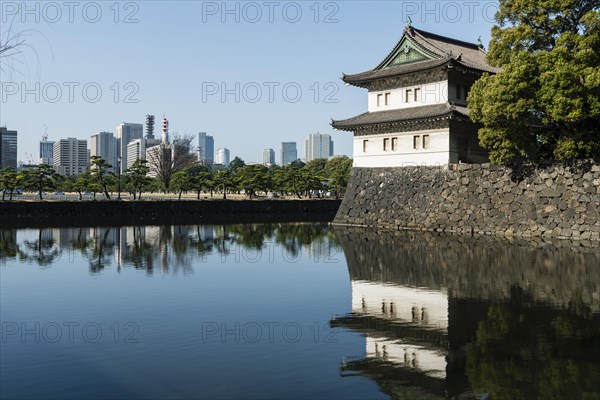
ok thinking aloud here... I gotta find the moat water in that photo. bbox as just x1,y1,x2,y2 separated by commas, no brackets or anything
1,223,599,399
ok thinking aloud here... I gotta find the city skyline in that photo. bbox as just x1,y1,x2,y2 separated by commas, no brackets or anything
1,3,495,165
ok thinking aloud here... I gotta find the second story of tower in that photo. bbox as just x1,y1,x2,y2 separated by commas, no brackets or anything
340,26,498,114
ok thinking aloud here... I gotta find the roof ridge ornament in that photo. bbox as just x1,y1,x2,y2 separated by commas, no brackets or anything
477,36,484,49
406,16,412,29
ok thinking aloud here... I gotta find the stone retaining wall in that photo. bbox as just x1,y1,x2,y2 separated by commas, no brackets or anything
0,200,341,228
334,163,600,241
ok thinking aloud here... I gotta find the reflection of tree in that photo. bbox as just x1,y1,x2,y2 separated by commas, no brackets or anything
122,226,156,272
18,229,61,266
74,228,115,273
466,292,600,400
274,223,330,257
0,230,19,262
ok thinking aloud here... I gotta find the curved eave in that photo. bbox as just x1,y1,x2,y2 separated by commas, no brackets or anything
332,104,470,132
342,58,496,89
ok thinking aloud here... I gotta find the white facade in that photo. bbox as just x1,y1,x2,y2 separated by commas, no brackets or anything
353,128,450,168
53,138,88,176
305,133,334,162
367,80,448,112
90,131,117,172
116,123,143,174
216,148,230,167
126,138,160,170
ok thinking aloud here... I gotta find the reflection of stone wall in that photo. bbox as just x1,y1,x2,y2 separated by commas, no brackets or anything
335,163,600,240
335,227,600,312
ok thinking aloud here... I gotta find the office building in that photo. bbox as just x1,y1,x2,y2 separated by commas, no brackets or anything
263,148,275,166
280,142,297,165
116,122,143,173
198,132,215,164
0,127,18,169
126,137,160,169
216,148,230,167
39,135,55,165
53,138,88,176
305,133,334,162
90,131,117,172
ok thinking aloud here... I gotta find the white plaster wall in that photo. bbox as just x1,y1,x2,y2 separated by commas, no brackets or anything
368,80,448,112
353,128,450,167
351,281,449,330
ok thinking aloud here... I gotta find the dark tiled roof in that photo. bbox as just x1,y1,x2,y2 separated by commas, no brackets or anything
343,27,498,87
331,103,469,131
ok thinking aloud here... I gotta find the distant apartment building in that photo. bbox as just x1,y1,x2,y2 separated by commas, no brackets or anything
53,138,88,176
90,131,117,172
116,122,143,174
280,142,297,165
216,148,230,167
198,132,215,164
305,133,334,162
263,148,275,165
0,127,18,169
39,136,55,165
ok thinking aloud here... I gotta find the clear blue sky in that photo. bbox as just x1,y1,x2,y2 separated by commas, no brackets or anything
1,1,497,164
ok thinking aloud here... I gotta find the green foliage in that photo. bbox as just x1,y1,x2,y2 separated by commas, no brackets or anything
228,156,246,173
20,164,57,200
125,159,151,200
90,156,114,200
0,167,20,200
469,0,600,163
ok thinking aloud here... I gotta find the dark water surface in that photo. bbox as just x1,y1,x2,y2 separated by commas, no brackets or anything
1,223,599,399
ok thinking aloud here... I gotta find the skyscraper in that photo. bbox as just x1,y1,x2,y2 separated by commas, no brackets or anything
116,122,143,174
90,131,117,172
145,115,155,139
263,148,275,165
53,138,88,176
216,148,230,167
39,135,55,165
280,142,297,165
305,133,334,162
198,132,215,164
0,127,18,169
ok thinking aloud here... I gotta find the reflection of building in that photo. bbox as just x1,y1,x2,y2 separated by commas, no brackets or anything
305,133,333,162
332,24,494,166
0,127,18,169
333,227,600,399
53,138,88,176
